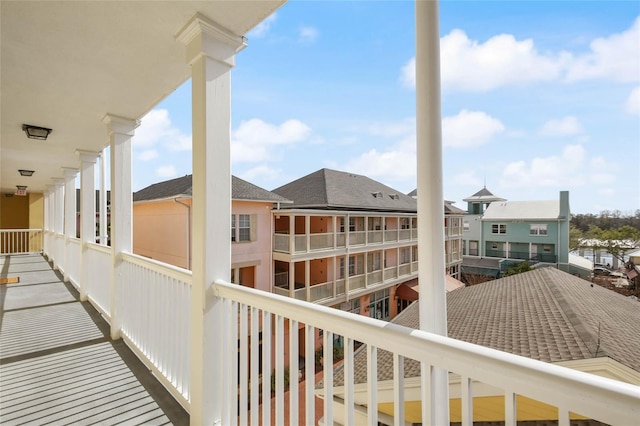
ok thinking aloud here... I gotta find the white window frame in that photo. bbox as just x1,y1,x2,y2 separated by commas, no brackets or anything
238,214,251,242
491,223,506,234
530,224,548,236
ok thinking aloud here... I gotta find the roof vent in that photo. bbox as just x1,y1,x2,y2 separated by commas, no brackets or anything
389,193,399,200
372,191,382,198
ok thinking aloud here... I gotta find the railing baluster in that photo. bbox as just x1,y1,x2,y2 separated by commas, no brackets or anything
367,345,378,425
323,330,333,425
261,311,272,426
230,301,239,424
305,324,315,426
504,390,516,426
393,353,404,426
275,314,285,426
344,337,354,426
239,303,248,426
421,362,432,426
250,307,259,426
461,375,473,426
289,319,299,426
558,406,570,426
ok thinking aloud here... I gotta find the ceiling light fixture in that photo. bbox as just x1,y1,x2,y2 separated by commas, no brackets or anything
22,124,52,140
18,169,35,177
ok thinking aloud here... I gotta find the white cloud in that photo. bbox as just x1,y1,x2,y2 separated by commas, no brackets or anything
299,26,319,43
500,144,587,188
231,118,312,163
597,188,615,197
248,13,277,38
240,165,282,183
138,149,158,162
156,165,177,178
400,17,640,91
342,136,417,183
625,86,640,114
565,16,640,83
134,109,192,151
442,110,505,148
539,116,583,136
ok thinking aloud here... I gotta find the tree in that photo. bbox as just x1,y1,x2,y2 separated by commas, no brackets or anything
503,261,532,277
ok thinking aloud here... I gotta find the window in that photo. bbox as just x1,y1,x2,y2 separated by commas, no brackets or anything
367,252,381,271
491,223,506,234
412,246,418,262
543,245,552,253
348,256,356,276
339,217,345,233
349,217,356,232
463,221,470,232
368,217,381,231
339,257,345,279
530,224,548,236
231,214,236,242
400,247,411,264
369,289,390,321
400,217,410,229
238,214,250,242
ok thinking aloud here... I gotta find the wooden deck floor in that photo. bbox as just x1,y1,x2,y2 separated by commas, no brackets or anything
0,253,189,426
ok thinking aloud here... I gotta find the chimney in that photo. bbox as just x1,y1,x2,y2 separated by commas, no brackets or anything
559,190,569,219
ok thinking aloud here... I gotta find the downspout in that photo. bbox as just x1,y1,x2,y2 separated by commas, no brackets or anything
174,198,191,270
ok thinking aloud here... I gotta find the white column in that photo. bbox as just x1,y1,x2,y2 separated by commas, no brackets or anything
177,14,245,426
51,178,65,269
62,168,78,282
103,114,138,339
76,150,99,301
416,1,449,425
99,149,108,245
43,189,50,231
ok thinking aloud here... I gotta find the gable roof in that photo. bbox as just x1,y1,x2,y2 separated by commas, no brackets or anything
133,174,290,204
483,200,559,220
272,168,416,213
331,268,640,387
462,186,506,203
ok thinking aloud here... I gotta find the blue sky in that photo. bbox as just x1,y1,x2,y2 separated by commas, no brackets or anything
130,1,640,215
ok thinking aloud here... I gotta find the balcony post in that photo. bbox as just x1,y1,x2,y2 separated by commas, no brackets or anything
416,0,449,424
177,14,245,426
289,261,295,298
62,167,78,282
76,150,99,301
103,114,138,340
305,260,310,301
51,178,65,269
306,215,310,252
98,149,108,245
289,214,295,253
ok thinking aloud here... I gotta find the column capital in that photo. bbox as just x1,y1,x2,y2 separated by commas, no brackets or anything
51,177,65,187
75,149,100,164
62,167,79,180
102,114,139,137
176,13,246,67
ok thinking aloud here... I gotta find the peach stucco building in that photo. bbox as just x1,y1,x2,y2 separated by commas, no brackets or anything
133,174,290,293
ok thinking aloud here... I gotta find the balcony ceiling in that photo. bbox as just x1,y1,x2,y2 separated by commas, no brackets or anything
0,0,286,194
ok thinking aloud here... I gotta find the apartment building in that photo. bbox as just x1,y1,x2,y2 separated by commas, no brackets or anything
132,174,290,292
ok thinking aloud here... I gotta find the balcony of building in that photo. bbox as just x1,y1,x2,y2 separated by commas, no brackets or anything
273,213,418,258
1,236,638,426
485,241,558,264
272,249,419,304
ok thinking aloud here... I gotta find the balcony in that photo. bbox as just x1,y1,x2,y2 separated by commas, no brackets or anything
1,239,638,426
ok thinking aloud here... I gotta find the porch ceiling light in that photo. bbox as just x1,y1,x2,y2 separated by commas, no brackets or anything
22,124,52,140
18,169,35,177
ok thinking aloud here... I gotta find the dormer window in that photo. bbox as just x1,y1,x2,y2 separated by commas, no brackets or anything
371,191,382,198
389,193,399,200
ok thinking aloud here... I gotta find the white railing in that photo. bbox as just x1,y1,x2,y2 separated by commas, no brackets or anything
120,252,192,409
294,235,306,253
0,228,43,255
309,281,333,302
273,286,289,297
348,274,366,290
309,233,333,251
367,230,382,244
349,231,365,246
274,271,288,288
273,233,289,252
65,237,82,288
384,230,398,242
336,233,346,247
85,242,111,317
399,229,411,241
367,270,383,286
399,263,411,276
384,266,397,281
211,279,640,426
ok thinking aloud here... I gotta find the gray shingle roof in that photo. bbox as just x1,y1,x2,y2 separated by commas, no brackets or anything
133,174,290,203
272,168,417,212
331,268,640,387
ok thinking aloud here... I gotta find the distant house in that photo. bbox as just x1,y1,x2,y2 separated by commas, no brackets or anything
461,188,590,279
320,267,640,424
132,175,290,292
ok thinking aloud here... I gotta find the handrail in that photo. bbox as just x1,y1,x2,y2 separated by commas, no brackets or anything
120,251,192,284
211,278,639,425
